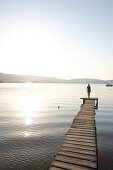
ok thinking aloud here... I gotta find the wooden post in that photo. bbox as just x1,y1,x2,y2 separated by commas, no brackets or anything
95,99,98,109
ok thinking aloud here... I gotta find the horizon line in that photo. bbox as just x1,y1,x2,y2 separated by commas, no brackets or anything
0,72,113,81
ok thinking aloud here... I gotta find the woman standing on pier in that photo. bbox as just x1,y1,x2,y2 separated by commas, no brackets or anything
87,84,91,98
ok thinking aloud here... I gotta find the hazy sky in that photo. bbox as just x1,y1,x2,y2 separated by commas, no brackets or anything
0,0,113,80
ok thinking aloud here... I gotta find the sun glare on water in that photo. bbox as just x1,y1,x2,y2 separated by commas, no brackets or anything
19,97,36,137
19,94,48,137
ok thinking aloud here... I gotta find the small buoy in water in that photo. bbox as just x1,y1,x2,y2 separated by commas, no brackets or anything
58,106,60,109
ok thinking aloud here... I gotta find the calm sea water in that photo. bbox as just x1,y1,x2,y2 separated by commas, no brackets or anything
0,83,113,170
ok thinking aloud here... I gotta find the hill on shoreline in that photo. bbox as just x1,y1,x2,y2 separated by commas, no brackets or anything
0,73,113,84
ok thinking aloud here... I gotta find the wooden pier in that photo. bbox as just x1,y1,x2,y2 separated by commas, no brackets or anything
49,98,98,170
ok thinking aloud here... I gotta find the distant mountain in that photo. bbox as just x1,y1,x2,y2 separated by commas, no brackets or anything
67,78,105,84
106,80,113,84
0,73,64,83
0,73,112,84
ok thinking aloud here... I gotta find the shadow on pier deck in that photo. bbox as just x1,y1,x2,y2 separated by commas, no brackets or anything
49,98,98,170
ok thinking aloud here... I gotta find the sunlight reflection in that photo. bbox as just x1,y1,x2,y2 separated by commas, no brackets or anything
25,113,31,126
19,94,48,138
23,99,33,113
21,98,35,127
25,132,29,137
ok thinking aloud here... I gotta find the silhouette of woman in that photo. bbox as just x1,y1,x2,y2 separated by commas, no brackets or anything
87,84,91,98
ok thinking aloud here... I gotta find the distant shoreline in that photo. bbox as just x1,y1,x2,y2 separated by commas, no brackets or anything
0,72,113,84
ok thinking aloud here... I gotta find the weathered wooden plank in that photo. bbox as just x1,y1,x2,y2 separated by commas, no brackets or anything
62,143,96,151
71,125,95,129
75,118,95,121
60,146,96,156
76,116,95,118
65,135,96,141
72,121,95,124
66,132,95,137
75,116,95,119
78,109,95,111
69,127,95,132
71,123,95,126
67,129,95,133
63,139,96,147
51,161,91,170
65,134,95,140
67,131,95,136
57,151,97,161
64,137,96,144
70,127,95,131
72,122,95,125
55,155,97,169
73,119,95,121
81,105,95,108
69,128,95,133
77,112,95,115
50,167,65,170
